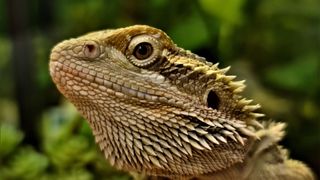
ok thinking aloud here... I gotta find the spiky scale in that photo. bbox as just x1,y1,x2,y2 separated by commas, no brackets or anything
219,66,231,74
248,119,264,129
242,104,261,112
227,134,237,142
157,152,168,163
239,127,256,138
223,123,236,131
215,73,224,80
179,146,189,155
144,145,157,156
229,80,246,89
163,149,174,161
213,121,224,128
170,147,182,157
221,129,233,136
233,86,246,93
179,133,190,143
173,134,182,146
180,127,189,135
159,139,171,149
189,138,205,150
195,128,208,135
152,142,163,153
231,121,246,128
214,134,227,144
134,139,143,150
185,123,196,131
250,112,265,118
204,120,215,127
194,66,208,72
169,128,179,137
222,75,236,82
189,132,200,142
205,134,220,145
182,141,193,155
141,150,151,162
139,129,149,137
238,98,253,106
234,133,245,146
132,131,141,139
167,139,179,148
206,69,220,76
199,138,211,150
212,62,219,69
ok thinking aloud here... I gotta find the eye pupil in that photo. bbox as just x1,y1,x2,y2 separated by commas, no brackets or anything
133,42,153,60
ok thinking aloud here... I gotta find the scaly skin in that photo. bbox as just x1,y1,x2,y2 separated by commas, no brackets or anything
49,25,314,179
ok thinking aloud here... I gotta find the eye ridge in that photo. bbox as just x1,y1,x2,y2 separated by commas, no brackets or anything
133,42,153,60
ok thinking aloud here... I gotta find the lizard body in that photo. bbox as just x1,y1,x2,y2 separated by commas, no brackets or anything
49,25,314,179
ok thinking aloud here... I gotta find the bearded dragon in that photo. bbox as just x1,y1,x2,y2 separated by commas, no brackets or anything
49,25,314,180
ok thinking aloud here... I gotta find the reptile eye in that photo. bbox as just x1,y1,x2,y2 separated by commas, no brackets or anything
84,41,100,59
128,35,160,67
133,42,153,60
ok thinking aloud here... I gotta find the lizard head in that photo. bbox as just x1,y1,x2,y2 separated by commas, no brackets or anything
49,25,264,176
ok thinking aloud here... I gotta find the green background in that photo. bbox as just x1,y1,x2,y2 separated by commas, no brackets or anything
0,0,319,179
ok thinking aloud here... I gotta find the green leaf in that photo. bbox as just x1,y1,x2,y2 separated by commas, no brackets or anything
199,0,245,25
169,12,209,50
0,123,24,160
0,147,48,179
265,54,319,93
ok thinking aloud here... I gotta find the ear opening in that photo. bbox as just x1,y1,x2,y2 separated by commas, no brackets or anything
206,90,220,110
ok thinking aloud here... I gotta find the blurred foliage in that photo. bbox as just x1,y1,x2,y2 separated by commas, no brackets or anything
0,123,24,160
0,0,319,179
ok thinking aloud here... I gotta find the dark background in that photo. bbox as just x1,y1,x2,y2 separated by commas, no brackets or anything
0,0,319,179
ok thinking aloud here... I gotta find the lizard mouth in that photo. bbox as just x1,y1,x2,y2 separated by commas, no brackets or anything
49,60,181,106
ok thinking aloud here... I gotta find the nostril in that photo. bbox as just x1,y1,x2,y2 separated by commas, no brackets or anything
84,41,100,59
86,44,95,52
207,90,220,110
